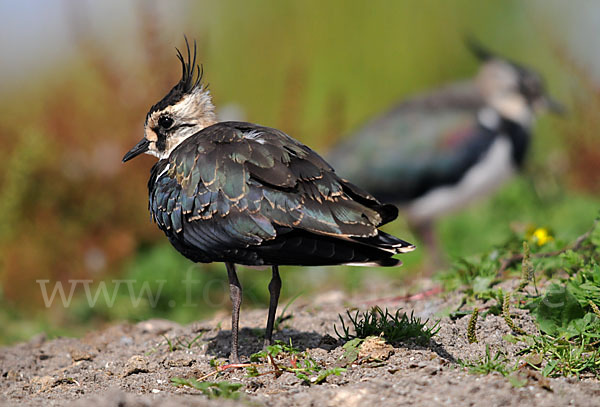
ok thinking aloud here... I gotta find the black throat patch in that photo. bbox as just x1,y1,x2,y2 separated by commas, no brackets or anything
154,128,167,153
499,118,530,169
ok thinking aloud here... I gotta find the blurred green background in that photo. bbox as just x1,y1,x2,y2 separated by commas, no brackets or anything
1,0,599,344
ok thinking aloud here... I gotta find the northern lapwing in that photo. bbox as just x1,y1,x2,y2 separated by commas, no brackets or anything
327,40,563,266
123,39,415,363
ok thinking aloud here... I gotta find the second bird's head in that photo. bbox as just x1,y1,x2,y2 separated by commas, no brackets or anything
123,39,216,163
468,39,564,126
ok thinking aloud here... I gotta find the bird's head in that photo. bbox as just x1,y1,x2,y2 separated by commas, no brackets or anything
123,38,216,162
468,39,564,126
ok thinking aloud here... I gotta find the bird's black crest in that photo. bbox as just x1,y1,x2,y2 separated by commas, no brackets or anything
465,36,547,98
465,36,495,62
147,36,204,118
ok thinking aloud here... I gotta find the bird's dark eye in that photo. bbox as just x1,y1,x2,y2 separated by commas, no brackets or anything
158,116,174,129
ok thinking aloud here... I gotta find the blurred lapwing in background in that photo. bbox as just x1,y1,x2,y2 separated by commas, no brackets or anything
123,39,415,363
327,40,564,269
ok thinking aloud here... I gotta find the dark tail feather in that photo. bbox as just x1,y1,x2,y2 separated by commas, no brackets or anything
352,231,416,254
257,229,414,267
339,179,399,226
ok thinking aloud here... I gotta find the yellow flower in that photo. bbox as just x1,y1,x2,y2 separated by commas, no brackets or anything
531,227,553,246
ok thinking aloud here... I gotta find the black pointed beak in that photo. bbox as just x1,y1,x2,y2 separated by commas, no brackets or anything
122,138,150,162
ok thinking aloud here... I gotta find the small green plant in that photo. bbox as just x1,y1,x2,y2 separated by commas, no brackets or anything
162,332,205,352
458,345,513,376
337,337,363,366
249,340,301,362
517,241,538,292
467,308,478,344
163,334,176,352
171,378,242,399
457,345,550,389
590,300,600,318
518,332,600,378
334,307,439,344
502,293,526,335
247,340,345,385
185,332,205,348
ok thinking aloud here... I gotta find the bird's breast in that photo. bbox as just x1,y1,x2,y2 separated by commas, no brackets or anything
405,135,516,223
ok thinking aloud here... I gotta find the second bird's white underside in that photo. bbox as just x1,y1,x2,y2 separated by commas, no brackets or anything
405,135,516,224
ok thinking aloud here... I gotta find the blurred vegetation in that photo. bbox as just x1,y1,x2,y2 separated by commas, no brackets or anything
0,1,599,344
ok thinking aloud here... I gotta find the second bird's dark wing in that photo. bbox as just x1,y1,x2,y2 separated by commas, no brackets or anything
149,121,414,266
327,81,488,203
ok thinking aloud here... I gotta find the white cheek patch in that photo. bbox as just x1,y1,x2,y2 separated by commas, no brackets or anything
491,94,533,127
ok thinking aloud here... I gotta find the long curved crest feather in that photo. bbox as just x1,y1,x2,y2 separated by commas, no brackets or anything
147,36,205,117
175,36,203,94
465,36,495,62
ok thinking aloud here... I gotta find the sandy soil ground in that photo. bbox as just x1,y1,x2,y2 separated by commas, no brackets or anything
1,286,599,407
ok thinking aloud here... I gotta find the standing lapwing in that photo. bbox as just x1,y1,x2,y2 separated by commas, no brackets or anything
123,39,415,363
327,40,563,267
